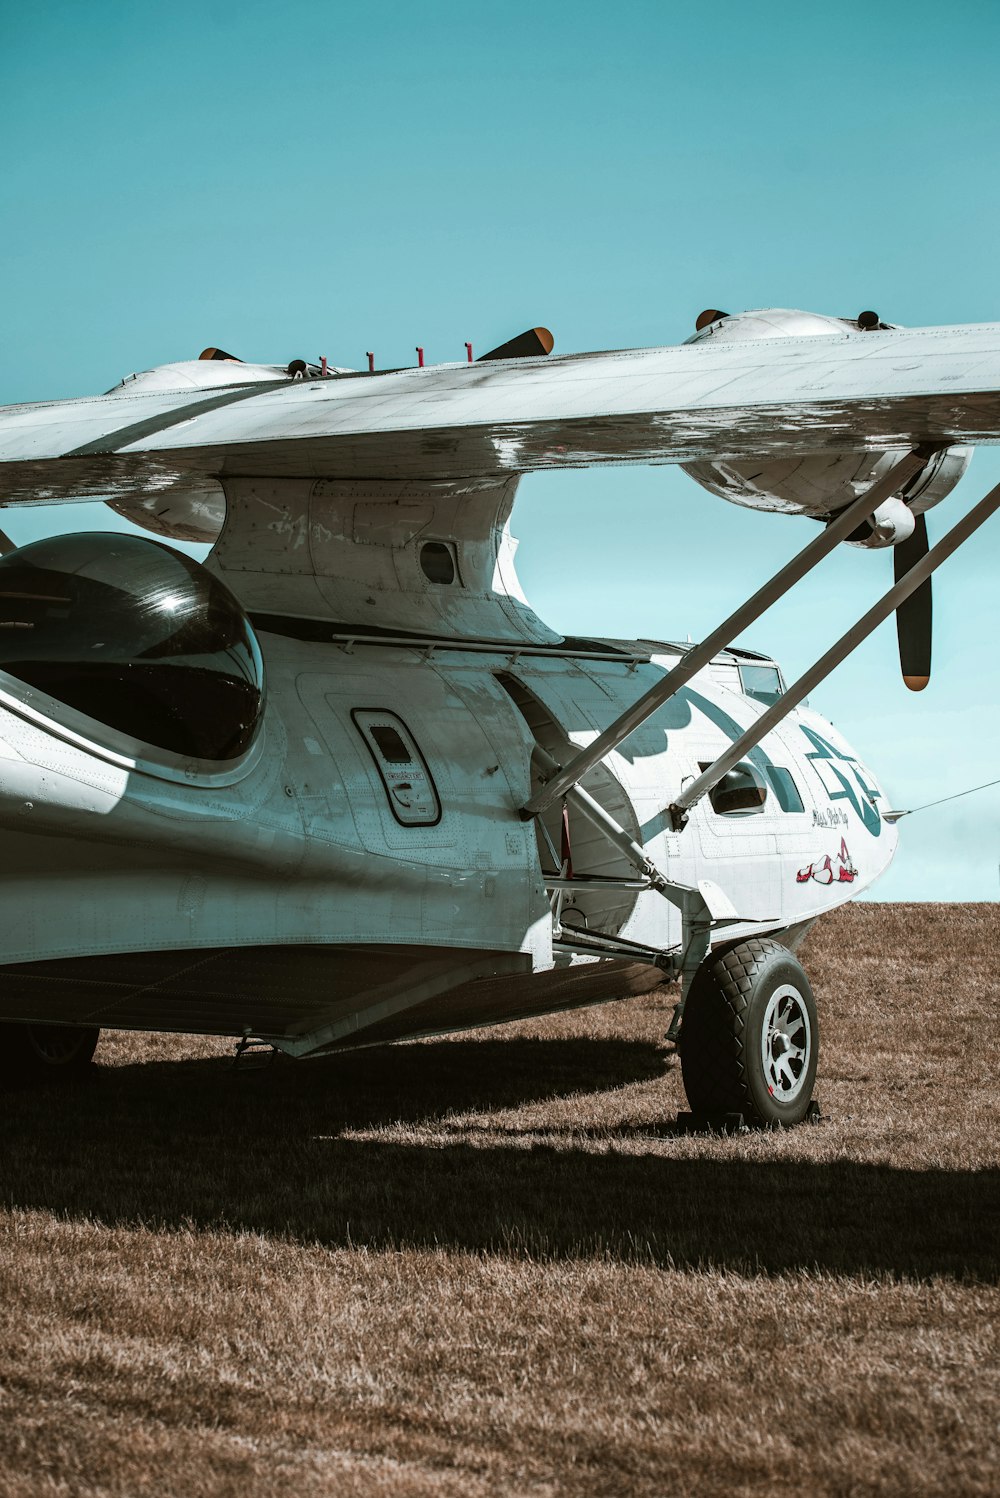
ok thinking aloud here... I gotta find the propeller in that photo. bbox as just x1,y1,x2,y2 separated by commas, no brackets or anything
478,327,554,361
893,512,932,691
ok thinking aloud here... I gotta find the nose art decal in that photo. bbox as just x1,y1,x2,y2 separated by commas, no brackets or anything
796,837,858,886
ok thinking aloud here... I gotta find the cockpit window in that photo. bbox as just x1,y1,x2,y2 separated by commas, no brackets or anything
739,663,784,705
0,533,264,761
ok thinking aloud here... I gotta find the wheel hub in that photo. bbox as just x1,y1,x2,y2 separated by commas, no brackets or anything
27,1024,88,1065
761,985,812,1102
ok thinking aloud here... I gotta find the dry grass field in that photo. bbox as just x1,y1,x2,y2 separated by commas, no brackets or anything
0,902,998,1497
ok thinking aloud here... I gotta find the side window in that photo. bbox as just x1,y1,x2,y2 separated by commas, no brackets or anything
699,760,767,816
419,541,459,584
765,765,805,813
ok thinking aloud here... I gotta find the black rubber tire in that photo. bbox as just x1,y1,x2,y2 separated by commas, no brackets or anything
0,1023,100,1085
679,938,818,1127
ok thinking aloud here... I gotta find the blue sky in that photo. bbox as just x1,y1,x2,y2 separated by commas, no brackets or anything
1,0,998,899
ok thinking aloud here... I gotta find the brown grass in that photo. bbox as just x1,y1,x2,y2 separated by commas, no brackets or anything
0,902,998,1496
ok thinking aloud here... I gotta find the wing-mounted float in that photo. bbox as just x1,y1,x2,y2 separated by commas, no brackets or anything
0,308,998,1127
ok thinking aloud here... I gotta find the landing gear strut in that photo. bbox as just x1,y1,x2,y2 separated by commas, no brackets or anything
679,939,819,1127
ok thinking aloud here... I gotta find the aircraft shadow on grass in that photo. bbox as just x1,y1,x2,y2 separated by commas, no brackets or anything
2,1037,996,1283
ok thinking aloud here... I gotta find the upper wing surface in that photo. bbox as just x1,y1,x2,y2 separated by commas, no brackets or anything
3,322,1000,502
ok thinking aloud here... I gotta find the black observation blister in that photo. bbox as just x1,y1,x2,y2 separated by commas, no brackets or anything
0,532,264,760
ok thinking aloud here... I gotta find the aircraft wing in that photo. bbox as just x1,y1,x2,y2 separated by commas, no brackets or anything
3,321,1000,503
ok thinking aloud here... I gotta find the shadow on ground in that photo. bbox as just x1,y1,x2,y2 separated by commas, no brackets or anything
2,1036,996,1280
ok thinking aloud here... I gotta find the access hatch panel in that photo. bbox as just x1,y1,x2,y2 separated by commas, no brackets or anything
351,709,441,827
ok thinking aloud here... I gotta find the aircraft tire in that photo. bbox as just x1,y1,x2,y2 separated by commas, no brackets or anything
0,1023,100,1085
679,938,818,1127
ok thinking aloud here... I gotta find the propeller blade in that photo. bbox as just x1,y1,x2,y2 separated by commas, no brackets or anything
198,347,242,362
478,327,554,361
0,526,16,555
894,513,932,691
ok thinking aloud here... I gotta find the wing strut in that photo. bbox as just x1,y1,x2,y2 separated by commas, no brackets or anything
666,476,1000,830
521,444,940,819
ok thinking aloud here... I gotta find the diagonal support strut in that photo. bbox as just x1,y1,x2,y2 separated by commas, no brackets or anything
667,476,1000,830
521,444,940,819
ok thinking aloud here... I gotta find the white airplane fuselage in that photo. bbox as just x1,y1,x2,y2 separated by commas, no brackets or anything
0,610,893,1055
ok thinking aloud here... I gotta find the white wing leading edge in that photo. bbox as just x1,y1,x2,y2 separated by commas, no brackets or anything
2,320,1000,506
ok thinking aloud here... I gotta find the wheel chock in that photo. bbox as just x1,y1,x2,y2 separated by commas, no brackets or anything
674,1110,749,1135
674,1099,824,1133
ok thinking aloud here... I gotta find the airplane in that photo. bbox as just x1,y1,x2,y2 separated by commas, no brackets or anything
0,304,998,1128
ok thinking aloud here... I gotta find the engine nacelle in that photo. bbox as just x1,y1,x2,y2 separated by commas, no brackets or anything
846,496,915,550
680,308,971,526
